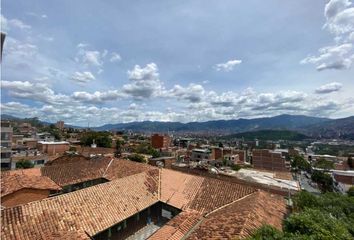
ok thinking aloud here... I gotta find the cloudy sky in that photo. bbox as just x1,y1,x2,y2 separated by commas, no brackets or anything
1,0,354,126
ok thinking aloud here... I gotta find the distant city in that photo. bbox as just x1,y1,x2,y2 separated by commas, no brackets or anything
1,0,354,239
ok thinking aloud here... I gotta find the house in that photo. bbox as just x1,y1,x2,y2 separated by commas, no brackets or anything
252,149,289,172
1,162,287,240
37,141,70,156
190,148,211,163
151,134,171,150
148,156,176,168
1,168,61,207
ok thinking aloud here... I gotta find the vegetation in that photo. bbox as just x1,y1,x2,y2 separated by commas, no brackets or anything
348,156,353,169
133,143,160,158
314,144,354,157
80,131,112,148
348,186,354,197
41,124,62,140
231,164,241,171
248,191,354,240
291,155,310,172
127,153,146,163
115,139,124,157
16,160,34,169
313,158,335,170
223,130,309,141
311,170,334,192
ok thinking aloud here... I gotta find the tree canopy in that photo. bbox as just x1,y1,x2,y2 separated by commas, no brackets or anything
248,191,354,239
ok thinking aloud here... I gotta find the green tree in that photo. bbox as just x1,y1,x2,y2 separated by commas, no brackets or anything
128,154,145,163
16,160,34,169
80,132,112,148
283,209,352,240
311,170,334,192
247,225,283,240
348,156,353,169
291,155,311,172
292,190,319,212
314,158,335,170
347,186,354,197
115,139,124,157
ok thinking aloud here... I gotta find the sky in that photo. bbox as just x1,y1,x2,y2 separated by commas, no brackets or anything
1,0,354,126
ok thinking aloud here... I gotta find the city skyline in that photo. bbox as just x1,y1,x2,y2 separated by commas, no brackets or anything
1,0,354,126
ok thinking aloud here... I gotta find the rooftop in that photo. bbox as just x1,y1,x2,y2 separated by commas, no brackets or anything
1,160,288,240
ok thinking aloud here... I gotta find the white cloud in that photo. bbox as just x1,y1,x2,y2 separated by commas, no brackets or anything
315,82,343,94
110,52,122,62
169,83,205,103
1,15,31,32
82,50,102,66
70,71,96,83
1,80,70,104
123,63,164,99
302,0,354,70
8,19,31,30
214,59,242,72
72,90,123,103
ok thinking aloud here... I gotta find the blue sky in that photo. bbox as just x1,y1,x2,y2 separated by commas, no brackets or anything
1,0,354,126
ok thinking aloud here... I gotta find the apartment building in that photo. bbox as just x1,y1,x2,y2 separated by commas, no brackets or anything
1,121,13,169
252,149,289,171
151,134,171,149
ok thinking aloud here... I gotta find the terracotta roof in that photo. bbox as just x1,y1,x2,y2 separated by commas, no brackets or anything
1,170,159,240
41,157,113,186
186,191,287,240
104,158,156,181
1,160,286,240
160,169,256,213
149,210,202,240
1,170,61,198
44,154,90,166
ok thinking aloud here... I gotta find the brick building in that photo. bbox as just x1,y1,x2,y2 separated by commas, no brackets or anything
151,134,171,149
1,121,13,169
252,149,288,171
37,141,70,156
56,120,65,130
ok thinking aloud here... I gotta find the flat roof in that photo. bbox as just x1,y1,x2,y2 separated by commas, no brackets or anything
38,141,69,145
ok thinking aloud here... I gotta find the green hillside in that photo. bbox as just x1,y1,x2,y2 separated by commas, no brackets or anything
223,130,309,141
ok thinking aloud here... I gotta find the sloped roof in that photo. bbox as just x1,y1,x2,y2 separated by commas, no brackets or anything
1,160,287,240
1,169,61,198
160,168,256,213
149,210,202,240
185,191,287,239
1,170,159,240
40,157,112,186
44,154,90,166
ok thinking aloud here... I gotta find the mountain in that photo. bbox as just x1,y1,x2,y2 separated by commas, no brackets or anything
95,114,330,133
303,116,354,140
222,130,309,141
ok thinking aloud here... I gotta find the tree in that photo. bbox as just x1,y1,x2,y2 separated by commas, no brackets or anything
314,158,334,170
292,190,319,212
80,132,112,148
115,139,124,157
247,225,283,240
348,186,354,197
291,155,310,172
283,209,352,240
348,156,353,169
311,170,334,192
128,154,145,163
16,160,34,169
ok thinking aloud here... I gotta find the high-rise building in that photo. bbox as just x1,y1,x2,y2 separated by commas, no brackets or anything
56,120,64,130
1,121,13,169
